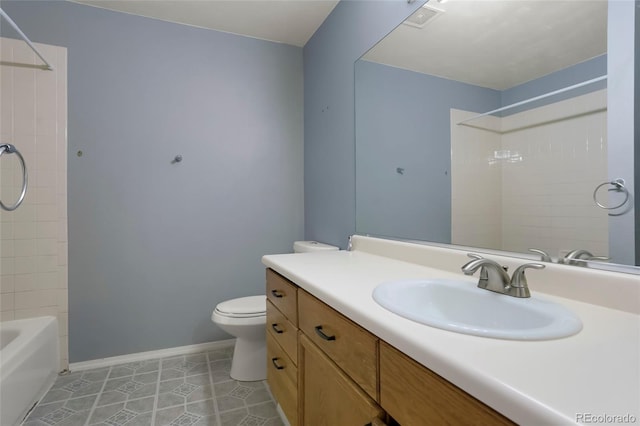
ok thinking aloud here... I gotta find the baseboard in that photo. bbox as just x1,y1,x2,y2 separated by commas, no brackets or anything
69,339,235,372
264,382,291,426
275,403,292,426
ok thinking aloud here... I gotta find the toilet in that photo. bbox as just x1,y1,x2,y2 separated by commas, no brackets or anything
211,240,338,381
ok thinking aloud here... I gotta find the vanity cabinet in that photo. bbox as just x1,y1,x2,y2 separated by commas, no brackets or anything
265,268,515,426
266,269,299,426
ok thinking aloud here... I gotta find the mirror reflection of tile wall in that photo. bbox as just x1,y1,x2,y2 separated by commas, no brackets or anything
0,38,68,369
451,90,608,259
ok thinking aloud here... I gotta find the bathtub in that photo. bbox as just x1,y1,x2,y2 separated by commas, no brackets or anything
0,316,59,426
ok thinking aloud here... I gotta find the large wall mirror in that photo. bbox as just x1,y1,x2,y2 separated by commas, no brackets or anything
355,0,638,271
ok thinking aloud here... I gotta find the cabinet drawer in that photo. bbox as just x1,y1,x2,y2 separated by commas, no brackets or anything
267,332,298,426
267,300,298,365
298,290,378,400
379,341,515,426
266,269,298,326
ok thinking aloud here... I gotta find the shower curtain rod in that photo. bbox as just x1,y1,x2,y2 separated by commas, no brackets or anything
457,75,607,125
0,7,53,71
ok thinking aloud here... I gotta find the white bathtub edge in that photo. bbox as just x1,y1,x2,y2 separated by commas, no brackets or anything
0,316,59,426
69,339,236,372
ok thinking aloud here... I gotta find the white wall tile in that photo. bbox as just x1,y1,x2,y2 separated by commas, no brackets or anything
452,90,608,258
1,38,68,369
13,273,36,292
0,292,14,311
0,311,15,321
0,274,14,293
14,238,36,257
35,221,58,239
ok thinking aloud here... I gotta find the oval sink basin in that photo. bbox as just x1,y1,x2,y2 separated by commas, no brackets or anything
373,279,582,340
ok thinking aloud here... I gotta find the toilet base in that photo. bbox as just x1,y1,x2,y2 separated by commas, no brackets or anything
230,336,266,381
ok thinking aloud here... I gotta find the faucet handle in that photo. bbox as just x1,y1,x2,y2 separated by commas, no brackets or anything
528,248,552,262
464,253,487,279
508,263,545,298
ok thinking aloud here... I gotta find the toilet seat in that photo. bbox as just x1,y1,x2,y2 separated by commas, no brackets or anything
214,295,266,318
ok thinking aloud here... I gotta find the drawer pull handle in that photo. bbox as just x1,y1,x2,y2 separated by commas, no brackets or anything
271,289,284,298
314,325,336,341
271,357,285,370
271,323,284,334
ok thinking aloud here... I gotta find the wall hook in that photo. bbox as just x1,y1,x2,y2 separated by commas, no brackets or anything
172,155,183,164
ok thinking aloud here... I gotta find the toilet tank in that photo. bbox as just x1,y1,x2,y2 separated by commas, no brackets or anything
293,241,339,253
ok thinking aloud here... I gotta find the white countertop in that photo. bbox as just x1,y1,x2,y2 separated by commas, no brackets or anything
262,243,640,425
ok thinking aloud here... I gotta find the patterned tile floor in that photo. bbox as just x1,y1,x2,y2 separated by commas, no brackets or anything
22,345,284,426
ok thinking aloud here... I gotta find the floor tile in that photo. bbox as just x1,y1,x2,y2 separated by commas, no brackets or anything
24,344,280,426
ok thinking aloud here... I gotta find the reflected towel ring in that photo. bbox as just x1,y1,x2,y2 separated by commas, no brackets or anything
0,143,28,211
593,179,629,210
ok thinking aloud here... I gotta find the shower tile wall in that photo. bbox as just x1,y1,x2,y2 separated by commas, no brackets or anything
0,37,68,369
451,89,609,259
450,110,503,250
500,90,608,258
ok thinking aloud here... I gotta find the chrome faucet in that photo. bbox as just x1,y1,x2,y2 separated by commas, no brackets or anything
461,254,545,298
528,248,552,262
561,249,610,265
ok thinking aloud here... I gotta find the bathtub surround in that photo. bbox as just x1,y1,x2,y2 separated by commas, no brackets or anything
1,0,304,362
23,344,285,426
0,36,68,368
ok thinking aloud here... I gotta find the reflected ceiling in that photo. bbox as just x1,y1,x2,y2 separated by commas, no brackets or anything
363,0,607,90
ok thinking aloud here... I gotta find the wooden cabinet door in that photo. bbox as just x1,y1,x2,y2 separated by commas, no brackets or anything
380,341,515,426
299,334,384,426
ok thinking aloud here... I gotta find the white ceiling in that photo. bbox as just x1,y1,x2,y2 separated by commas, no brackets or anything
363,0,608,90
71,0,607,90
72,0,339,47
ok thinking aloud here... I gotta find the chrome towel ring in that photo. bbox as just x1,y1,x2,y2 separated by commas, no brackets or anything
593,178,629,210
0,143,28,211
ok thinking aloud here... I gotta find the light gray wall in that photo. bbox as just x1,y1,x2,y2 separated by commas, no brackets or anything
303,0,424,249
608,0,636,265
636,0,639,266
1,1,304,362
355,60,499,242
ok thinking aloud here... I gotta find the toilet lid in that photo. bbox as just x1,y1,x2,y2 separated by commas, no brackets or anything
215,295,266,316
